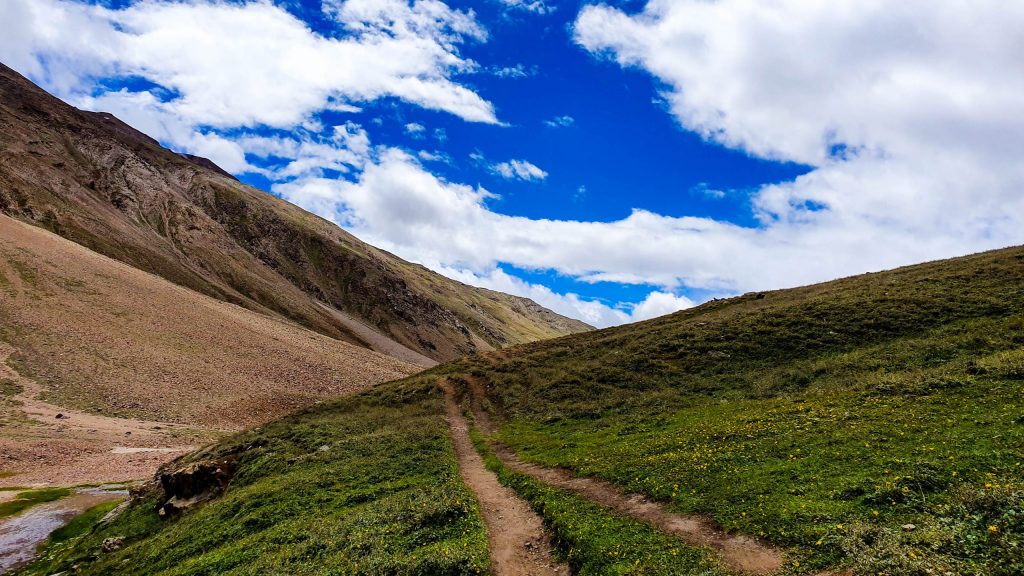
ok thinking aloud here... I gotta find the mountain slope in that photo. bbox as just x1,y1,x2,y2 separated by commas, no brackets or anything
444,245,1024,574
0,63,591,364
0,214,418,487
24,246,1024,575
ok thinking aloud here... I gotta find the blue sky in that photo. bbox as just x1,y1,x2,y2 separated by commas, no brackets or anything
3,0,1022,326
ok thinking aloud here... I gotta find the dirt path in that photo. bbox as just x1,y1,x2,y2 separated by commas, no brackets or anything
463,378,785,575
441,383,567,576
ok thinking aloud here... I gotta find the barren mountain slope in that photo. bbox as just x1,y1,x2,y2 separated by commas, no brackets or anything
0,63,591,363
0,214,419,485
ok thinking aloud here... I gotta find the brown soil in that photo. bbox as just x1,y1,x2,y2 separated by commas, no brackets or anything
465,379,784,575
441,383,567,576
0,215,420,486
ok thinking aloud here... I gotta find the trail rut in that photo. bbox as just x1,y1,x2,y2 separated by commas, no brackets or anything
464,378,786,575
441,383,567,576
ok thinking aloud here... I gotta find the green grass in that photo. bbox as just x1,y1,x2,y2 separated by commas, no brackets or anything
469,426,729,576
15,377,489,576
434,246,1024,574
0,378,21,397
0,488,72,519
48,499,123,544
0,267,11,293
16,246,1024,575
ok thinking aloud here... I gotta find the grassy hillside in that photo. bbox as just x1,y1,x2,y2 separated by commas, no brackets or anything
0,63,590,364
19,246,1023,575
19,377,489,576
442,245,1024,574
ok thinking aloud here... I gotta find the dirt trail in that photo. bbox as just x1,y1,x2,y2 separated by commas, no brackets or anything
441,383,567,576
464,378,785,575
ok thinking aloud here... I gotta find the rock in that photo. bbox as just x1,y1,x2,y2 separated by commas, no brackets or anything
157,458,237,517
902,524,917,532
54,413,66,419
99,500,131,524
102,537,124,552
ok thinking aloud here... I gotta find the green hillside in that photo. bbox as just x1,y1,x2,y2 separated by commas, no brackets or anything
19,246,1024,576
19,378,490,576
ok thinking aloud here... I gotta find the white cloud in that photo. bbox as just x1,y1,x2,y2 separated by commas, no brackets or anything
492,159,548,182
544,115,574,128
0,0,497,170
562,0,1024,285
417,150,449,163
236,122,371,179
690,182,726,200
491,63,532,79
6,0,1023,328
404,122,426,137
498,0,553,15
433,266,691,328
630,291,695,323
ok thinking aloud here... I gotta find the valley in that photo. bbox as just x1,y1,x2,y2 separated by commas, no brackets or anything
12,245,1022,575
0,5,1020,572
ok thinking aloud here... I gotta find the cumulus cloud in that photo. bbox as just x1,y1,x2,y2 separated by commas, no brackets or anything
274,147,697,327
5,0,1021,327
0,0,497,169
565,0,1024,285
434,266,692,328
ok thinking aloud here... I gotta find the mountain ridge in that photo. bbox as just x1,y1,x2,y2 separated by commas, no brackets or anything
0,62,591,365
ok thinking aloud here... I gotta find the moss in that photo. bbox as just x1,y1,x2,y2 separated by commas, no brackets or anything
0,488,72,519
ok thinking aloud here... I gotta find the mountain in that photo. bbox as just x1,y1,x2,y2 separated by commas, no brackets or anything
0,213,421,487
23,245,1023,575
0,63,591,366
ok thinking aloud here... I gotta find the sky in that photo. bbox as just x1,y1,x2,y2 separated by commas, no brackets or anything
2,0,1023,327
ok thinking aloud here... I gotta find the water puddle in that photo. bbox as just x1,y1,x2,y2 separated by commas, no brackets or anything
0,487,127,574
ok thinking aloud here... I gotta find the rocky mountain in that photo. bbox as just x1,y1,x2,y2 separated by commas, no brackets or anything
0,63,591,365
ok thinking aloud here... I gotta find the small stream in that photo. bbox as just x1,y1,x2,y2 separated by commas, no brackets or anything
0,488,127,574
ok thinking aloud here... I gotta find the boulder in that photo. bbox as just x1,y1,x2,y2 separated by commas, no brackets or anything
156,457,237,517
101,537,124,552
